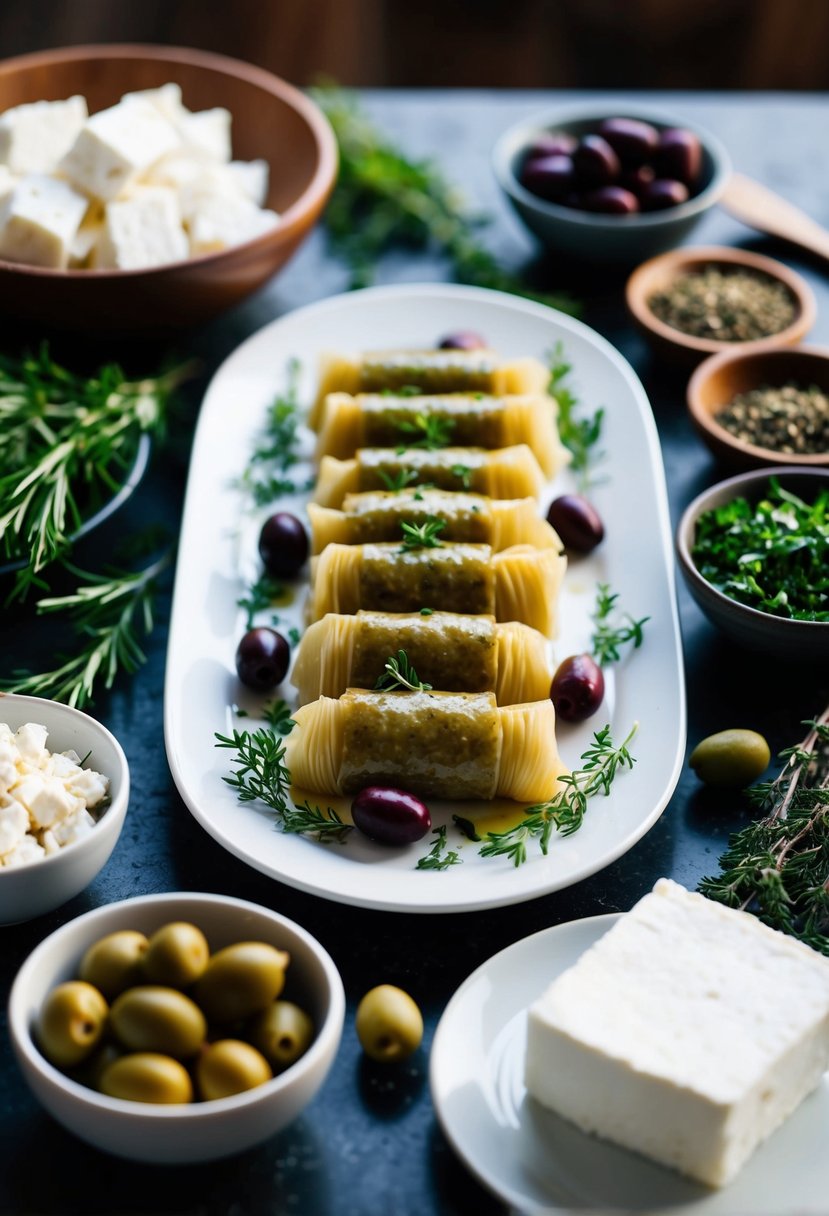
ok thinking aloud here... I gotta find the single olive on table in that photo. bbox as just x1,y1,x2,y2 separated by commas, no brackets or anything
356,985,424,1063
351,787,432,846
519,117,700,216
235,627,291,691
550,654,605,723
258,512,309,579
689,729,771,788
547,494,605,553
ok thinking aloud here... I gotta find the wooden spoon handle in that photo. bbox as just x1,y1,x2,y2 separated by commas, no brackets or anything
721,172,829,263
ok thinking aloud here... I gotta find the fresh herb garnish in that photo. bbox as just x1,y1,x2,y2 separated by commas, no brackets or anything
399,518,446,552
450,463,473,490
283,799,353,843
416,825,462,871
263,698,295,735
237,573,285,630
547,343,604,490
1,551,171,708
479,724,638,866
381,384,422,398
375,650,433,693
236,359,304,506
691,478,829,621
288,626,302,647
591,584,649,666
419,607,434,616
699,705,829,953
312,88,579,315
396,412,455,450
452,813,481,841
378,467,419,492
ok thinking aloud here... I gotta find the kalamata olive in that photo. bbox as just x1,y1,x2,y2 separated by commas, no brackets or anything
110,986,207,1058
235,627,290,691
37,981,109,1068
250,1000,314,1071
196,1040,273,1101
143,922,210,989
689,729,770,788
520,154,575,201
640,178,690,211
351,786,432,846
580,186,640,215
620,164,655,198
655,127,702,186
437,331,487,351
356,985,423,1063
572,135,621,186
195,942,290,1022
258,512,308,579
79,930,149,999
100,1053,193,1105
546,494,605,553
597,117,659,166
524,132,577,159
550,654,606,723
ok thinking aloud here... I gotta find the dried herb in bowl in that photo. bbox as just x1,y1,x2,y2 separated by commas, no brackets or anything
649,266,796,342
715,382,829,456
691,477,829,621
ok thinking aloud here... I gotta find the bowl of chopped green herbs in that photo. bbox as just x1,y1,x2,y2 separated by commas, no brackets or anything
677,467,829,659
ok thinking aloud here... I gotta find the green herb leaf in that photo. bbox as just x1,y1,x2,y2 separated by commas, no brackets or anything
237,573,285,630
235,359,305,506
591,583,649,666
378,467,419,492
374,649,433,693
416,825,462,871
399,517,446,552
449,463,473,490
396,412,455,450
547,342,605,491
263,698,295,735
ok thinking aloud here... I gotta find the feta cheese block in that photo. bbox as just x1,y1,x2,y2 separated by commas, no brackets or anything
0,175,88,268
0,96,87,174
525,878,829,1188
98,186,188,269
187,190,279,256
60,97,180,202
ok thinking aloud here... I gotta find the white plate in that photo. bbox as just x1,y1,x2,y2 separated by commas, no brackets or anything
430,914,829,1214
164,283,685,913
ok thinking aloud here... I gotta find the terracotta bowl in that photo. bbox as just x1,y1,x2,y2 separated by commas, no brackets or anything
626,246,815,364
0,45,338,333
688,345,829,469
676,466,829,660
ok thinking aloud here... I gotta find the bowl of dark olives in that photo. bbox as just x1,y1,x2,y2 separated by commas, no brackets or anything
493,108,730,264
9,891,345,1163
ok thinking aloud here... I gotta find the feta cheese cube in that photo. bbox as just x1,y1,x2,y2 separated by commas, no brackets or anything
67,766,109,808
51,807,96,848
14,722,48,763
0,799,29,856
121,83,185,125
0,175,88,269
228,159,269,207
98,186,188,269
187,191,279,256
0,761,16,790
2,835,45,868
14,773,79,829
39,828,60,855
69,213,103,267
0,96,87,174
177,108,232,162
525,879,829,1188
0,165,17,204
60,98,180,203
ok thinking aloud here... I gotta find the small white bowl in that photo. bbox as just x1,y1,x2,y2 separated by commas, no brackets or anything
8,891,345,1163
0,694,129,924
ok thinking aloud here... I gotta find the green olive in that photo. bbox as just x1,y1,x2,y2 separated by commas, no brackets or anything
143,922,210,989
250,1001,314,1071
79,931,149,1000
37,981,108,1069
196,1039,272,1101
77,1041,124,1091
355,985,423,1063
689,729,771,788
194,942,290,1023
110,986,207,1058
100,1053,193,1104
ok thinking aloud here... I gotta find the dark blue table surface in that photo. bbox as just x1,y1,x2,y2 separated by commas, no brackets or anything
1,91,828,1216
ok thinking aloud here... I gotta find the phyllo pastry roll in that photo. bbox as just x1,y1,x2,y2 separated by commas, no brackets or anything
316,392,567,478
308,489,560,553
286,689,566,802
312,445,545,507
309,348,549,429
307,542,566,637
292,610,551,705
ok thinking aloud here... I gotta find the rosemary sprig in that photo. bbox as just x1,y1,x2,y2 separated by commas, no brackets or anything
237,572,285,630
591,584,649,666
547,343,604,490
378,467,419,492
236,358,305,506
1,551,171,708
699,705,829,953
375,650,433,693
396,412,455,450
479,723,638,866
312,88,579,316
416,825,462,871
282,799,353,843
399,518,446,552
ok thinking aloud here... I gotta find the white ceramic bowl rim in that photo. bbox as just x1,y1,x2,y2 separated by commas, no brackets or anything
493,103,731,229
677,465,829,631
8,891,345,1119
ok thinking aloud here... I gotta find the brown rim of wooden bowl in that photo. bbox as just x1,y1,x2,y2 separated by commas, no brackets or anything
625,245,816,360
687,344,829,468
0,43,338,279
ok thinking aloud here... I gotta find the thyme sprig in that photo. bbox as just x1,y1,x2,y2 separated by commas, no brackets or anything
236,358,305,506
375,650,433,693
396,412,455,450
479,723,638,866
263,698,295,735
399,518,446,552
378,467,419,492
312,88,579,315
591,584,649,666
416,825,462,871
237,572,285,630
548,343,604,490
699,705,829,952
1,551,171,708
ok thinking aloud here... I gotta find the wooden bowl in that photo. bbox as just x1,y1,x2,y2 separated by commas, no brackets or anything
626,246,816,364
0,45,338,333
688,345,829,468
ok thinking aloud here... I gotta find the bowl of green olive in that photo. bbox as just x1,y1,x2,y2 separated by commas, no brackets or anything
8,891,345,1163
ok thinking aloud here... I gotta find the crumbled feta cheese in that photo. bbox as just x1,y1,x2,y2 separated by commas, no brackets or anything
0,175,88,269
66,766,108,809
177,108,232,162
0,800,29,856
14,721,49,762
60,97,180,203
2,835,46,868
51,807,97,848
0,96,87,174
187,191,279,256
97,186,188,269
228,159,269,207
